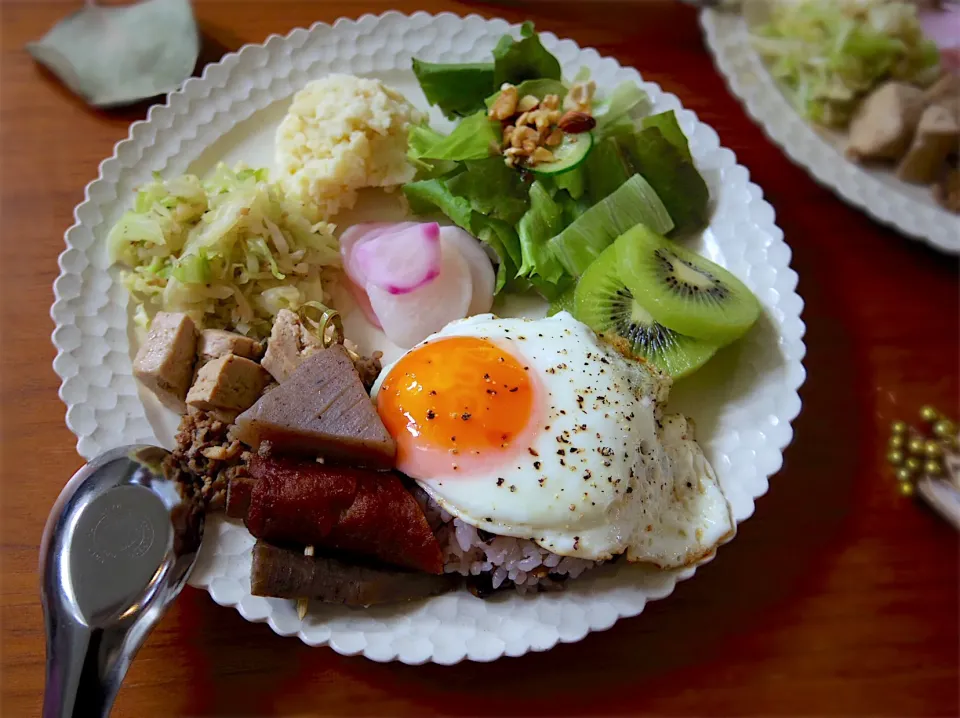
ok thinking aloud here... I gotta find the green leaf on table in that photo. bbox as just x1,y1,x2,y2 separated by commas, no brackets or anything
26,0,199,108
492,22,562,87
411,58,495,119
418,111,500,161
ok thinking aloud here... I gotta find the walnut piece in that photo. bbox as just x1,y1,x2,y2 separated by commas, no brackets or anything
489,83,518,121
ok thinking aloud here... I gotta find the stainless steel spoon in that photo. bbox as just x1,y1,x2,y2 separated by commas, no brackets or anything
40,445,204,718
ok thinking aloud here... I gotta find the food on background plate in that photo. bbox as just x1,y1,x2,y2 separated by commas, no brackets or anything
276,74,424,222
751,0,941,128
751,0,959,212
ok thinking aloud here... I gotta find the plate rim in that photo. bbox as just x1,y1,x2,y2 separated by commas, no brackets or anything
50,10,807,663
700,8,960,255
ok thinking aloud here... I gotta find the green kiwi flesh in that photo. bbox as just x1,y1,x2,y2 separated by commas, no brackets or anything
573,242,719,378
616,224,760,343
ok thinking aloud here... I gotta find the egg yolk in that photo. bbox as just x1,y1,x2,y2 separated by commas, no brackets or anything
377,336,535,475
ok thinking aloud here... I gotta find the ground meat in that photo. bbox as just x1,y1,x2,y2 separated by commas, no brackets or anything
353,350,383,391
163,408,252,511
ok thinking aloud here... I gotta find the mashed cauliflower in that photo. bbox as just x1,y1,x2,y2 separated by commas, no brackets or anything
276,74,423,222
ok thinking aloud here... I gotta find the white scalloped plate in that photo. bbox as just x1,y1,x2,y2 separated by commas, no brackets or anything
701,8,960,254
51,12,806,664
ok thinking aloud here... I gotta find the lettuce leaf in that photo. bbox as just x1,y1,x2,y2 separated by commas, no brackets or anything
584,136,633,205
492,21,562,87
641,110,693,162
594,81,652,139
418,111,500,161
547,173,674,278
402,178,475,230
407,125,457,179
411,58,495,119
517,181,566,285
403,179,523,295
473,215,523,294
625,126,709,235
445,157,529,224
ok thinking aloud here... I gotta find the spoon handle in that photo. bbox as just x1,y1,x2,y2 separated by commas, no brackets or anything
43,617,131,718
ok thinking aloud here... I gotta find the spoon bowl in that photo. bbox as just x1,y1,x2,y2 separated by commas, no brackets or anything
40,445,203,718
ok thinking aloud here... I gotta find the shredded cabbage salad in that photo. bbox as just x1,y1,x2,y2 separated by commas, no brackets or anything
108,164,341,338
752,0,941,127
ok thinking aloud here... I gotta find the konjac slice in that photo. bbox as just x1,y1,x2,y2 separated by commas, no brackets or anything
367,241,473,348
439,225,495,316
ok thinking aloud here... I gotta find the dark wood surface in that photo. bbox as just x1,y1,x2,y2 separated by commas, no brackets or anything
2,1,958,716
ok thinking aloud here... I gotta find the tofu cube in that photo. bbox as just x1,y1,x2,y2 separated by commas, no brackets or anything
198,329,264,363
133,312,197,413
187,354,269,415
261,308,324,383
847,82,926,161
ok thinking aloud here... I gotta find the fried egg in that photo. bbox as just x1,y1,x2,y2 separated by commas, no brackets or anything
372,312,734,568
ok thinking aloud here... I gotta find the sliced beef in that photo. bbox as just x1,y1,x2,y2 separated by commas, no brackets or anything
133,311,198,413
234,345,395,469
847,82,926,162
239,455,444,574
250,541,457,606
351,349,383,392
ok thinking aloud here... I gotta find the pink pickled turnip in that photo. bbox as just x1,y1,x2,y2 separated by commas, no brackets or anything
353,222,442,295
367,242,473,348
439,226,495,316
340,222,419,286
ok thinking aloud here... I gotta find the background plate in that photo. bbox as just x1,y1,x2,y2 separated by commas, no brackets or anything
700,8,960,254
51,12,806,664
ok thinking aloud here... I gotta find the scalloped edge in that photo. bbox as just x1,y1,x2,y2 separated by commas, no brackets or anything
51,11,807,664
700,8,960,254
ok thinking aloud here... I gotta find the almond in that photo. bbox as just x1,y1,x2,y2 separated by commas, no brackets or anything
557,111,597,134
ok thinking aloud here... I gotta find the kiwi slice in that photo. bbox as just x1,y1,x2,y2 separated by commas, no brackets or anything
573,242,719,378
616,224,760,344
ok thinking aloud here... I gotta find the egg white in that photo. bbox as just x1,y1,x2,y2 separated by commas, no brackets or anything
372,312,735,569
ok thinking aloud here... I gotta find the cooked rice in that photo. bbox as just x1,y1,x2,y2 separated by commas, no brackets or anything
416,490,599,594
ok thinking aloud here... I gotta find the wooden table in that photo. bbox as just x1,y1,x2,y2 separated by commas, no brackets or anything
2,1,958,715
